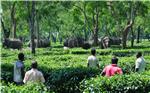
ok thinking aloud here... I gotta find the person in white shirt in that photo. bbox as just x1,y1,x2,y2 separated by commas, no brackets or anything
87,48,99,69
14,53,25,85
135,52,146,73
23,61,45,84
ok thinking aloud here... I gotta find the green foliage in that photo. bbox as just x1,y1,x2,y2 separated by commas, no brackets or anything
1,0,150,92
80,72,150,93
1,41,150,92
2,1,150,44
1,81,50,93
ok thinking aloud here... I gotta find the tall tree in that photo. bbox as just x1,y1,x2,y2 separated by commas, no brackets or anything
122,20,133,48
137,26,140,43
92,2,99,46
1,18,10,39
72,1,107,46
11,1,16,38
27,1,36,54
108,1,148,48
35,9,39,47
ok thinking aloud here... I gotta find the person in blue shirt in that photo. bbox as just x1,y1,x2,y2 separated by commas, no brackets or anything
13,53,25,85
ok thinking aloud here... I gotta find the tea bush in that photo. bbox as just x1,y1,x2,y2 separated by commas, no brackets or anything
1,81,51,93
1,42,150,93
80,72,150,93
1,62,100,92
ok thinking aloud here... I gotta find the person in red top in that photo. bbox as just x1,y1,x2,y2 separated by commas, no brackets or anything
101,56,123,77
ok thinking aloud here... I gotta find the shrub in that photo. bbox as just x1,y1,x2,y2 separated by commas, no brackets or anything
1,63,100,93
45,67,100,93
80,72,150,93
1,81,51,93
71,49,89,54
1,46,150,93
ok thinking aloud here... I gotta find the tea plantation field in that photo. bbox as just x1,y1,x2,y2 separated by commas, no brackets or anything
1,41,150,93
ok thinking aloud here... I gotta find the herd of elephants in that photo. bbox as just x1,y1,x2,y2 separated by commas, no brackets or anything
2,37,121,50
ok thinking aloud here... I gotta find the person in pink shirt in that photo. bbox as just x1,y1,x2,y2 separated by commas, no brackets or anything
101,57,123,77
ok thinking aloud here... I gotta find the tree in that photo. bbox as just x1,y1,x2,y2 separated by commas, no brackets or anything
27,1,36,54
1,1,150,49
1,1,12,39
122,20,133,48
35,9,40,47
137,25,140,43
130,1,148,47
1,18,10,39
11,1,16,38
108,1,148,48
72,1,107,46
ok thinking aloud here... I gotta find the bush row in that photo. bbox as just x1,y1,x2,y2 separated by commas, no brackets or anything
2,47,150,57
80,72,150,93
1,63,100,93
2,64,150,93
2,62,149,93
71,49,150,57
1,48,150,93
1,81,51,93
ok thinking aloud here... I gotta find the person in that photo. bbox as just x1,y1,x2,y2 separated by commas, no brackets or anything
101,56,123,77
23,61,45,84
135,52,146,73
87,48,99,69
13,53,25,85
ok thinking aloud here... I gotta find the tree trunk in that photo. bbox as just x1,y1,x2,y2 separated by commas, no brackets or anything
34,14,37,47
59,36,62,44
93,6,99,46
131,26,134,47
11,2,16,38
36,10,40,47
130,2,134,47
52,34,56,43
37,16,40,48
83,3,88,40
122,31,127,49
83,6,91,33
1,19,10,39
122,20,133,49
31,1,35,54
27,1,36,54
48,31,50,40
137,26,140,43
84,17,87,40
148,34,150,41
92,12,95,45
